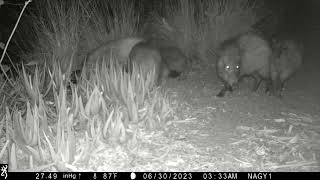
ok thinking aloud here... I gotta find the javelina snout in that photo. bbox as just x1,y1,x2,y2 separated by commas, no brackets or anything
216,44,241,97
223,64,240,87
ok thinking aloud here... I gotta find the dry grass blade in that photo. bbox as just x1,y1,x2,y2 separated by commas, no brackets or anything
5,107,10,140
9,143,18,170
21,65,38,105
0,139,9,160
266,161,318,170
37,97,48,133
70,85,80,117
0,114,4,137
103,109,114,139
85,86,104,117
43,130,57,162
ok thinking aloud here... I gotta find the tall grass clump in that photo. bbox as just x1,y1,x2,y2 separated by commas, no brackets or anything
21,0,83,79
145,0,265,64
201,0,264,49
17,0,142,97
10,0,88,105
79,0,142,56
142,0,197,57
2,59,172,170
79,57,172,129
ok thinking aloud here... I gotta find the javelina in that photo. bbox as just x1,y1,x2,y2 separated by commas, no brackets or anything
83,37,144,71
159,46,188,78
144,38,189,79
270,39,303,97
129,41,168,86
216,32,273,97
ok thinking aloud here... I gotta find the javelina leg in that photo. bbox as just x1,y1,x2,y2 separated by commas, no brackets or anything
217,85,233,97
272,75,282,97
265,79,273,95
280,81,286,91
158,64,170,85
278,82,285,98
252,75,262,92
238,75,245,84
168,70,181,78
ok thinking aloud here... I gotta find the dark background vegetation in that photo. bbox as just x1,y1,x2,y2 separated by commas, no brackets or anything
0,0,319,68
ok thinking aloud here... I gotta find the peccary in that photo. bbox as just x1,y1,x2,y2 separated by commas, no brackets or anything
216,32,273,97
270,39,303,97
129,41,168,86
84,37,144,71
158,46,189,78
143,38,189,79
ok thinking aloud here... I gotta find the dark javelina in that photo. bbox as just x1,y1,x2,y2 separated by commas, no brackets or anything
83,37,144,71
216,32,273,97
129,41,168,86
270,39,303,97
145,38,189,79
159,46,188,78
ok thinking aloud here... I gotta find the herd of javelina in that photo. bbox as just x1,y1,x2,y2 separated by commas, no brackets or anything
80,31,303,98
